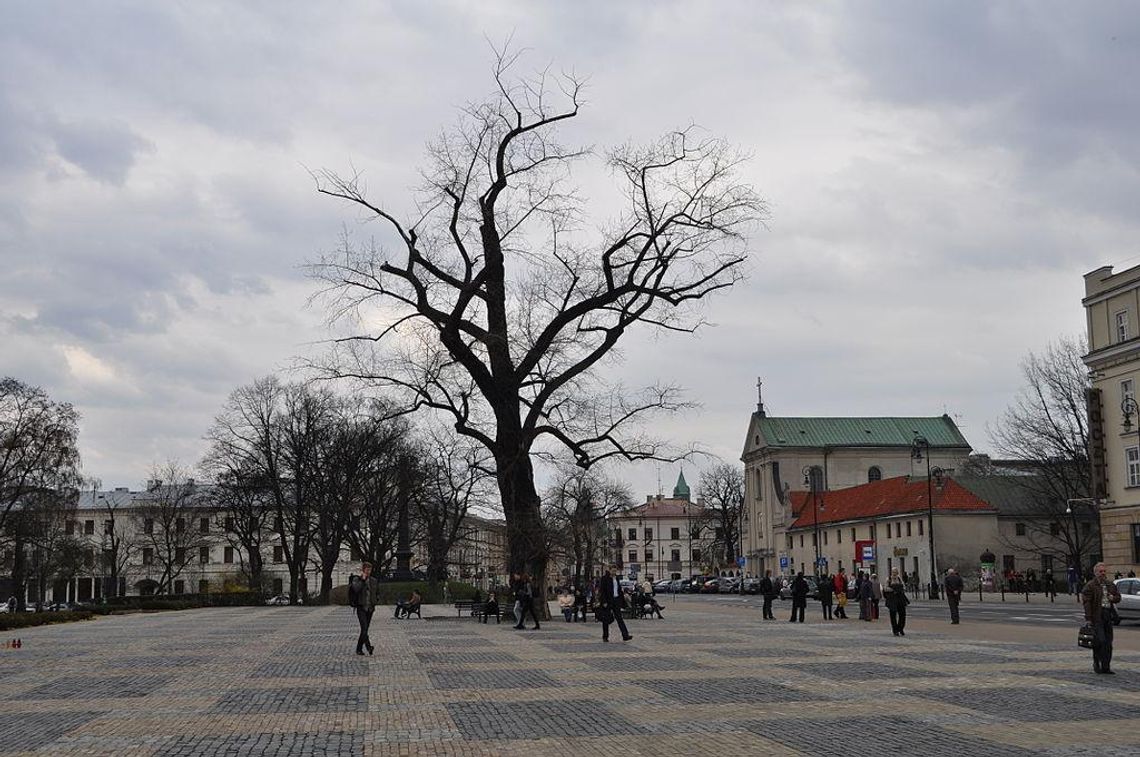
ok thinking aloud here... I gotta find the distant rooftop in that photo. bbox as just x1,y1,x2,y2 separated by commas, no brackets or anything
755,415,970,449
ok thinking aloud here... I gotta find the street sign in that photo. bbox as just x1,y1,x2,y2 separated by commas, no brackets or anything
736,556,746,568
816,557,828,568
779,556,789,570
629,563,640,575
861,544,875,562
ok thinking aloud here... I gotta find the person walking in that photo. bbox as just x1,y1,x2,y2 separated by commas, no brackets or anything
512,572,541,630
818,571,834,620
944,567,964,624
759,570,776,620
1067,564,1079,596
884,569,909,636
348,561,379,656
789,571,808,623
573,584,588,622
858,573,873,621
598,567,632,642
869,574,882,620
1082,562,1122,674
833,570,849,619
557,587,574,621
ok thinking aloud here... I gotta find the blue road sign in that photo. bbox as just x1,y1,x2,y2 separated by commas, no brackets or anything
736,556,746,568
779,556,790,570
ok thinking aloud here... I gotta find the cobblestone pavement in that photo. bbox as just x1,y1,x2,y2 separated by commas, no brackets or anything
2,603,1139,755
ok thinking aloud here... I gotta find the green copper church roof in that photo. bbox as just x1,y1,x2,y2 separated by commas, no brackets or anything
755,415,970,449
673,470,690,499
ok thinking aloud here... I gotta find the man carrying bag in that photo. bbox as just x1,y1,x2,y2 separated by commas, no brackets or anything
1082,562,1122,674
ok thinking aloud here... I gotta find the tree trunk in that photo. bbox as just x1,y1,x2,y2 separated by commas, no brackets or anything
496,446,549,619
11,525,26,610
248,550,264,594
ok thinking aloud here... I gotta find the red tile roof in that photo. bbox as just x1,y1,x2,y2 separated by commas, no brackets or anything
621,499,704,518
788,476,993,529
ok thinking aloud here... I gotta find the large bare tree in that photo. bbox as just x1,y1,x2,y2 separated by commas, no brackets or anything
309,51,765,589
543,466,633,588
133,462,210,595
989,336,1099,572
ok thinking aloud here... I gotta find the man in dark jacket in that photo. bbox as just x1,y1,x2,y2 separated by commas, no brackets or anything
598,567,632,642
349,561,380,655
817,571,834,620
789,572,808,623
759,570,776,620
1083,562,1122,674
944,568,965,624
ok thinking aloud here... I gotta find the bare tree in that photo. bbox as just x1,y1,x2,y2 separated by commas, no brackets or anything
0,377,82,533
414,430,496,585
88,478,137,598
543,466,633,587
206,467,273,593
309,49,766,592
133,462,210,595
989,336,1099,572
697,463,745,572
9,487,81,608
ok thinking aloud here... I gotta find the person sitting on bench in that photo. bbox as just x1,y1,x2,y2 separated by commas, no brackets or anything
394,590,422,619
481,592,500,624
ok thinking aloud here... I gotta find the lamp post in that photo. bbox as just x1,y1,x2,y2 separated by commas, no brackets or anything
911,436,940,600
1065,498,1105,574
802,466,825,576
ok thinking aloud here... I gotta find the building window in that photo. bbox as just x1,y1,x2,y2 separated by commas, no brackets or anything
643,549,652,563
175,547,186,564
869,524,876,539
1003,554,1015,573
198,579,209,594
142,548,153,565
799,534,804,548
755,469,763,500
199,517,209,534
176,518,185,534
273,578,283,595
1124,378,1136,406
1132,524,1140,563
274,516,283,532
692,548,701,562
199,546,209,564
850,528,856,542
906,521,912,537
918,520,924,536
823,531,828,545
174,579,185,594
1050,521,1061,536
65,520,75,535
836,529,842,544
104,520,113,535
868,466,882,482
671,527,680,540
1015,522,1026,536
273,546,284,563
84,520,95,535
1128,446,1140,487
1118,310,1130,342
224,546,234,564
807,466,824,491
627,528,636,541
628,550,637,564
144,518,154,535
644,528,653,541
224,516,235,532
670,549,681,562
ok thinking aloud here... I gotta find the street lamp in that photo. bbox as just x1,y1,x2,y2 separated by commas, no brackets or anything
802,466,825,576
911,436,941,600
1065,497,1105,572
1123,397,1140,432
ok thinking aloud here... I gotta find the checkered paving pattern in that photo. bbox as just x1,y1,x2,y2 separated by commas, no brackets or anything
1,603,1139,755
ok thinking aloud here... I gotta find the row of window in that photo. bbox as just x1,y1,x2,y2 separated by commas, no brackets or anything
620,526,703,542
627,548,699,564
786,520,925,550
66,516,281,538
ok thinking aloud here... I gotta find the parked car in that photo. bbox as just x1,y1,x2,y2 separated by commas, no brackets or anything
1114,578,1140,624
719,577,741,593
779,576,819,601
265,594,291,606
668,578,688,593
742,577,761,595
652,579,672,593
699,578,721,594
45,602,80,612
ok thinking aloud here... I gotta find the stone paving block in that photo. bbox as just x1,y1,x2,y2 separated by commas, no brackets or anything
906,686,1111,720
752,716,1039,756
640,677,825,704
579,655,707,672
427,669,560,689
446,699,639,739
153,730,364,756
781,660,948,680
251,658,370,678
0,711,102,753
211,685,370,714
414,651,521,664
19,674,172,700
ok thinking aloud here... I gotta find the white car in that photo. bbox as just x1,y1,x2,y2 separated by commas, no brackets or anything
1113,578,1140,624
265,594,291,606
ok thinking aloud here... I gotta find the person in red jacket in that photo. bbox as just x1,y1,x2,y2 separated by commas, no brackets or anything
833,569,849,619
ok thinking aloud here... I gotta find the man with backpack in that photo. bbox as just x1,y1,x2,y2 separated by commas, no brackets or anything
349,561,379,655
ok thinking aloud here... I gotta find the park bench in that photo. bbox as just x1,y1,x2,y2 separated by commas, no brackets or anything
394,601,422,619
453,600,477,617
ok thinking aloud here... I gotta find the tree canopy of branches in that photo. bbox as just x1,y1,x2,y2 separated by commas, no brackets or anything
309,50,765,590
543,467,633,587
133,462,209,595
697,463,744,570
0,377,81,533
989,336,1098,569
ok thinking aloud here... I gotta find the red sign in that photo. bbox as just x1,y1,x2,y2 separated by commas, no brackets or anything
854,539,876,563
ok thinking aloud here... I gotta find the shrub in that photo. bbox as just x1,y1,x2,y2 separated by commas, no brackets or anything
328,579,477,605
0,610,93,631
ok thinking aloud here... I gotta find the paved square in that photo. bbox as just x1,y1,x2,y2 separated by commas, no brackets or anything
2,601,1139,755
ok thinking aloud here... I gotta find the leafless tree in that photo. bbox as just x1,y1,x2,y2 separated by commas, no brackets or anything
543,466,633,587
87,478,137,598
0,377,81,533
206,467,274,594
133,462,210,595
8,487,81,608
697,463,745,571
989,336,1099,572
309,49,766,592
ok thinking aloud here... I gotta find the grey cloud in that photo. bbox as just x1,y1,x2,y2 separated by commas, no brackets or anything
45,116,153,185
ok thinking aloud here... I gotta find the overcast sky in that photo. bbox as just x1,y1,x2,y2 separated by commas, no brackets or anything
2,2,1137,498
